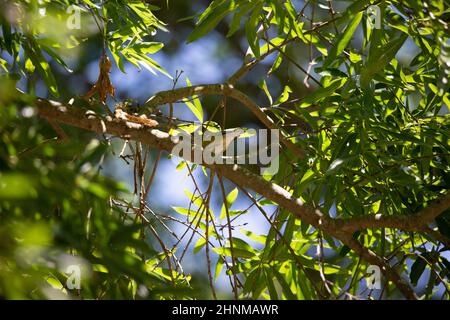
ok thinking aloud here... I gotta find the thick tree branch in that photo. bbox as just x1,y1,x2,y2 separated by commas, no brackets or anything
35,98,418,299
337,193,450,233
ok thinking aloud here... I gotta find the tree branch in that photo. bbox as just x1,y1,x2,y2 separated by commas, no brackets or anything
337,193,450,233
35,97,418,299
337,233,417,300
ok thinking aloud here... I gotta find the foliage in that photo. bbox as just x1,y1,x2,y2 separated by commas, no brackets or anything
1,0,450,300
0,82,192,299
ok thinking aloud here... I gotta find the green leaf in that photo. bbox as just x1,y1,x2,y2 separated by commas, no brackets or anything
184,189,205,208
339,232,360,256
258,79,273,105
220,187,238,219
268,51,283,75
212,246,255,259
326,156,357,176
127,52,170,78
187,1,235,43
231,237,255,254
46,277,64,290
284,1,303,39
245,3,263,57
182,78,204,123
360,33,408,89
274,85,292,105
273,268,296,300
1,16,13,54
240,228,266,245
342,0,371,19
323,12,363,68
81,0,100,8
25,58,35,74
263,267,279,299
23,38,59,97
227,3,252,37
440,257,450,274
40,45,73,73
410,256,427,286
300,78,347,105
193,237,206,254
133,42,164,54
0,174,36,199
0,57,8,72
214,256,224,281
109,42,126,73
172,206,202,219
436,216,450,242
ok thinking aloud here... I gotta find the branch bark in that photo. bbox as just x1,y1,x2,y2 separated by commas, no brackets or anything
337,193,450,233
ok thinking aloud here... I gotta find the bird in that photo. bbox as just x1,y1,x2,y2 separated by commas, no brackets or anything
205,128,245,158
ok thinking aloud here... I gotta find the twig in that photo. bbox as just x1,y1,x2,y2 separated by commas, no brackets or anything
218,174,239,300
